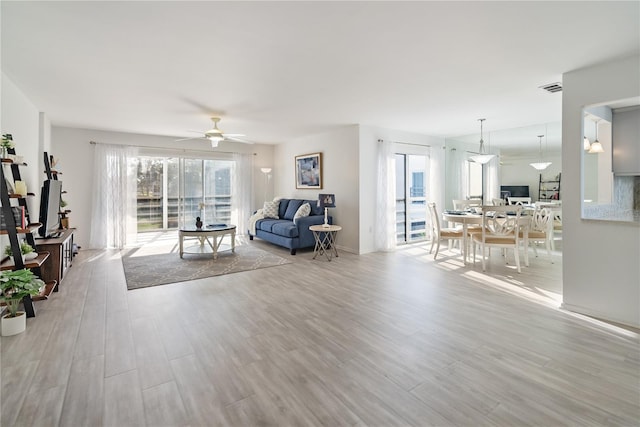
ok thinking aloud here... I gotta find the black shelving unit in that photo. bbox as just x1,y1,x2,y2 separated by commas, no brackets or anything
538,172,561,202
1,140,55,317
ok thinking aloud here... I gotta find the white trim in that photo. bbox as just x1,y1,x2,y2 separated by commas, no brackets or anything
561,302,640,329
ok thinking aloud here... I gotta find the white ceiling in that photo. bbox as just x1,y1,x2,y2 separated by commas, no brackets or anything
2,1,639,153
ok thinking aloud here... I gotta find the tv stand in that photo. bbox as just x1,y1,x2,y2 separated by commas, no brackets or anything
36,228,75,289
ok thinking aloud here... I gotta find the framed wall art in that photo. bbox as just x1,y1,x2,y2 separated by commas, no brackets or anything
295,152,322,189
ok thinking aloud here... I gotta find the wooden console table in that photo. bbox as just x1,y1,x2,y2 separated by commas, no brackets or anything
36,228,75,290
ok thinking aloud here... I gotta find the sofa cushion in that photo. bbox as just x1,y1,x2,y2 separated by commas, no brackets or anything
293,202,311,224
304,199,323,216
283,199,304,220
271,222,299,238
257,219,288,232
278,199,290,219
263,200,279,218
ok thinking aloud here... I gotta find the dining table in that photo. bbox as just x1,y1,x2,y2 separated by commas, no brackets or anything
442,211,530,265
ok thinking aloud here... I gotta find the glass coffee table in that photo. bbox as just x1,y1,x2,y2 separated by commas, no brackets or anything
179,224,236,259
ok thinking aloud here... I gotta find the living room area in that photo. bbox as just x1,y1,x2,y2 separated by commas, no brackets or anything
2,2,639,426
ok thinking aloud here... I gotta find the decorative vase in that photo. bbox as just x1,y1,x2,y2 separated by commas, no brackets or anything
1,311,27,336
195,217,203,229
24,252,38,260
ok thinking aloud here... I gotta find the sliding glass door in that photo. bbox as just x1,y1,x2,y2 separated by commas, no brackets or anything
135,156,232,231
395,153,429,243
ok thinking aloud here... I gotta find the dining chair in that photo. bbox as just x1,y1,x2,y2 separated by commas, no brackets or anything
471,205,526,273
507,196,532,205
428,202,464,260
535,202,562,250
453,199,483,211
492,198,505,206
525,206,553,262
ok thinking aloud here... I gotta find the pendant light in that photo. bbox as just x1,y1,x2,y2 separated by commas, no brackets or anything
530,134,552,170
469,118,495,164
588,119,604,153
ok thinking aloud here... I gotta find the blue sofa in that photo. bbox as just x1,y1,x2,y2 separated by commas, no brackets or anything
249,198,332,255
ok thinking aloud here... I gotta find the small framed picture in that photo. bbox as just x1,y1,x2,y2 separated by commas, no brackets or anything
295,152,322,189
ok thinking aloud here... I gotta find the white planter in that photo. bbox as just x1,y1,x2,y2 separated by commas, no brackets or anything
24,252,37,260
1,311,27,336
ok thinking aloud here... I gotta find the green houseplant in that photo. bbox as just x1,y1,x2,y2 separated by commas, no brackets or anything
0,269,44,336
4,241,36,261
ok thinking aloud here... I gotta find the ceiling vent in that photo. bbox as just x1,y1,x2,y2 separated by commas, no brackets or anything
539,82,563,93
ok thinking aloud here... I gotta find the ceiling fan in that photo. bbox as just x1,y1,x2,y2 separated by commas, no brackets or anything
176,117,254,148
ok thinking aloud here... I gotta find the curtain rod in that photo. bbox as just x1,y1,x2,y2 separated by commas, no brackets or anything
377,139,431,148
89,140,256,156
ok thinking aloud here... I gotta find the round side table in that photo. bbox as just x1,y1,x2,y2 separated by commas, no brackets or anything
309,224,342,261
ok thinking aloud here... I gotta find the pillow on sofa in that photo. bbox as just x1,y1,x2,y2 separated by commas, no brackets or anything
263,200,279,219
283,199,304,220
293,203,311,224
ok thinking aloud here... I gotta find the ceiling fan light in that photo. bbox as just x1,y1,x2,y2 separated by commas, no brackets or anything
583,136,591,151
588,140,604,153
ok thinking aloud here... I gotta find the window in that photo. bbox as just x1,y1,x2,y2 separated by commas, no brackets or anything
134,156,232,231
395,153,429,243
468,159,483,200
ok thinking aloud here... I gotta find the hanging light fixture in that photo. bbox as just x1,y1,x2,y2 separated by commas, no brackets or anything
530,134,552,170
588,119,604,153
469,118,495,164
583,136,591,151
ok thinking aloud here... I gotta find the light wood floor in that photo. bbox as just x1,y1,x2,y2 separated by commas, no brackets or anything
1,236,638,426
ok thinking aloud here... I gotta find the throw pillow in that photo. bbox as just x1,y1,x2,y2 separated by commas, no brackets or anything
293,202,311,224
263,200,279,219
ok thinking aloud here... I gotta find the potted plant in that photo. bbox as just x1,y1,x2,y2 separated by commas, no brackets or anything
1,133,14,158
4,241,37,261
0,269,43,336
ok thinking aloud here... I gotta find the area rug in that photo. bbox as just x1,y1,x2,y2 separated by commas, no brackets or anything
121,244,291,290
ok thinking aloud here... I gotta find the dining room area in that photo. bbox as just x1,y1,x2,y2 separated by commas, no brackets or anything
384,115,573,326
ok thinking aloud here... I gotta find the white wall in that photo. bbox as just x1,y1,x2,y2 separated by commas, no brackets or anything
52,126,274,249
1,74,43,219
1,73,46,255
358,125,445,254
501,152,562,202
562,55,640,327
273,125,360,253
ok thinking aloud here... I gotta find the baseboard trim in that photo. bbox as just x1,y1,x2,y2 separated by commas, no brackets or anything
560,302,640,330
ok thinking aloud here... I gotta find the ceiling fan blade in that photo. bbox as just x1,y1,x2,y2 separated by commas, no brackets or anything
222,133,245,137
224,136,254,144
175,136,206,142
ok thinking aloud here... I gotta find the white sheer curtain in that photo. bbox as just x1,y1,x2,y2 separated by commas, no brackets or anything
485,155,500,203
231,153,252,233
375,139,396,252
89,143,138,249
429,145,445,212
449,148,463,201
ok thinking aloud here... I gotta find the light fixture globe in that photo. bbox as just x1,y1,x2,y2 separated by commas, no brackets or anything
529,134,552,171
529,161,552,171
588,141,604,153
470,154,494,164
469,118,495,164
587,119,604,154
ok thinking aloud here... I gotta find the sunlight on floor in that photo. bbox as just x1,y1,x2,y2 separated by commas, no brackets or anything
396,240,563,308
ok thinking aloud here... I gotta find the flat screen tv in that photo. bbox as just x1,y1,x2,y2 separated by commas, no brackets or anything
500,185,529,199
38,179,63,238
